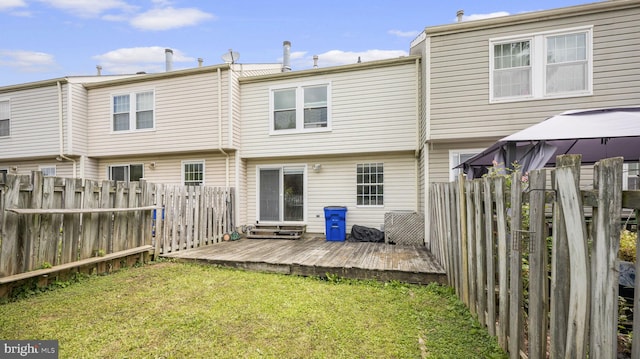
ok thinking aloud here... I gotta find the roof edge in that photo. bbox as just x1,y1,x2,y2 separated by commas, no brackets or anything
239,55,421,84
424,0,639,36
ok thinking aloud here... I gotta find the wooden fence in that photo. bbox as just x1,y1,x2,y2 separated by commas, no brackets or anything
429,155,639,359
0,173,234,283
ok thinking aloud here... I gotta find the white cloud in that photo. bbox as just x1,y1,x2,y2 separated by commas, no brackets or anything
0,0,26,10
130,7,215,31
0,50,57,73
295,49,408,68
36,0,136,18
388,29,419,38
93,46,195,74
459,11,510,22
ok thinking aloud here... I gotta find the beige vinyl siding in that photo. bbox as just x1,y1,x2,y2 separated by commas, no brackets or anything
0,160,74,178
82,156,99,180
69,83,89,155
0,85,66,159
97,151,236,187
245,151,418,233
230,69,242,149
87,70,231,157
428,6,640,141
240,62,418,158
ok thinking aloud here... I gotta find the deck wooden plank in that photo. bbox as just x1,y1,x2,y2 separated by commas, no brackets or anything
161,237,446,285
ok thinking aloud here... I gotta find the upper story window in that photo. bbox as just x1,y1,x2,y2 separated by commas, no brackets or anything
109,164,143,182
490,26,592,103
271,82,330,134
356,163,384,206
0,100,10,137
183,160,204,186
112,91,154,132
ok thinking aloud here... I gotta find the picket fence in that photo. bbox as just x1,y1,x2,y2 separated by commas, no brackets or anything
429,155,639,359
0,173,233,282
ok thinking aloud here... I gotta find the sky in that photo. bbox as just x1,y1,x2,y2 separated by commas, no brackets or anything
0,0,601,87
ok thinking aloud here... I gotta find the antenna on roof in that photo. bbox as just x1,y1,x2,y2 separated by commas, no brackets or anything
221,49,240,64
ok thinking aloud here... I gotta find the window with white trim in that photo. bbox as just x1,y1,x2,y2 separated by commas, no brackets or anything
39,166,56,177
112,91,154,131
623,163,640,190
0,100,10,137
356,163,383,206
271,83,330,133
450,150,482,181
490,27,592,102
0,169,7,176
183,160,204,186
109,164,144,182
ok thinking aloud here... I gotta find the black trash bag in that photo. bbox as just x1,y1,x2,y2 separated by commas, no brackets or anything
349,224,384,243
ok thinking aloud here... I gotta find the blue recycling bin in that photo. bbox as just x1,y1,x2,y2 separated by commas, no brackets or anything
324,206,347,241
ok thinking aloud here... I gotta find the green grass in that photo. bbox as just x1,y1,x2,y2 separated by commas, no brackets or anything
0,261,506,358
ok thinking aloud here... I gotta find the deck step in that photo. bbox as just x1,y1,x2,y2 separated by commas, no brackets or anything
246,224,306,240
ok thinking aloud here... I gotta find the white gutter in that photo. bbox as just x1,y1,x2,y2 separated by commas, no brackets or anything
217,68,230,187
57,81,76,177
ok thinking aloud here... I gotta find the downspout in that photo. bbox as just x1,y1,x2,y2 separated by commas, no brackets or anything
415,57,420,211
57,81,76,177
217,68,230,187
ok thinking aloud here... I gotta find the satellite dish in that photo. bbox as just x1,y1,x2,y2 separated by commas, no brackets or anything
221,49,240,64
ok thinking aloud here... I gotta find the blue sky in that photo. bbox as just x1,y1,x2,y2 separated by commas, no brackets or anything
0,0,599,86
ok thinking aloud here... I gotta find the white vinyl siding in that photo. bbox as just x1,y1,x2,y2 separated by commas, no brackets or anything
490,26,592,102
0,100,10,137
246,152,417,233
270,82,330,134
241,58,418,158
112,90,154,132
87,71,232,157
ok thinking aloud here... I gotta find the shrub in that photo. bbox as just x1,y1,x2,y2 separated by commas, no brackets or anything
619,230,637,262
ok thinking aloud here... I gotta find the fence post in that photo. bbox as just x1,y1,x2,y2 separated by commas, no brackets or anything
465,182,477,316
590,157,623,358
0,175,22,276
555,156,589,358
508,170,523,359
494,176,509,350
483,177,496,337
527,169,548,359
458,175,469,306
473,180,486,327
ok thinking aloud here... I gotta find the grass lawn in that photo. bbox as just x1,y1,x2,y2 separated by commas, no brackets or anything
0,261,506,358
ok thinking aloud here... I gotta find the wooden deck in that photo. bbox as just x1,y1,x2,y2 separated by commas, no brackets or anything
160,236,447,285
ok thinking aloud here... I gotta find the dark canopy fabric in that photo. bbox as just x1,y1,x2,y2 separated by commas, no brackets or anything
459,107,640,178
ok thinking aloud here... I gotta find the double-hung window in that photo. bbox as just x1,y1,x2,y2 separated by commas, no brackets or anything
490,26,592,102
356,163,384,206
183,160,204,186
0,100,10,137
109,164,144,182
271,83,330,133
112,91,155,131
39,166,56,177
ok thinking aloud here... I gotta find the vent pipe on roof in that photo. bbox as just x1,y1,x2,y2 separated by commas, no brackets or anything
198,58,203,67
96,65,102,76
457,10,464,22
313,55,318,69
165,48,173,72
282,41,291,72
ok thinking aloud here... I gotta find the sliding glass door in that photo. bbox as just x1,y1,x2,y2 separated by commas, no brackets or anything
259,166,305,222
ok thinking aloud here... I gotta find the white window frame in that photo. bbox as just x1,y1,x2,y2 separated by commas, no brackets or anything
111,90,155,132
449,149,484,181
39,165,56,177
108,164,144,182
269,81,331,135
356,163,384,207
255,164,308,223
489,26,593,103
0,99,11,138
623,162,640,190
182,160,205,186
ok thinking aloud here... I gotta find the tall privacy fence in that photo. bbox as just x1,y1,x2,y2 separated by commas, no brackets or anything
429,155,639,359
0,172,234,281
